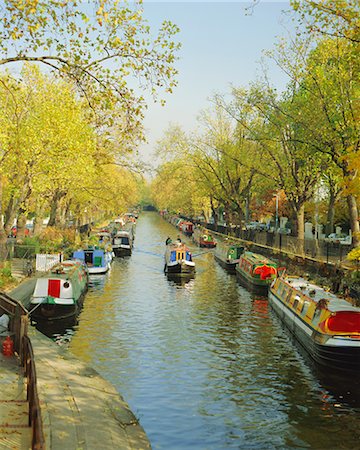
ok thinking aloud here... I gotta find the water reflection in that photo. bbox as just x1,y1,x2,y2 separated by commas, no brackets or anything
166,274,195,287
56,212,359,449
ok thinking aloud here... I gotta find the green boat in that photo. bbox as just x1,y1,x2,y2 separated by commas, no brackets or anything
29,260,88,322
214,242,245,272
235,252,278,294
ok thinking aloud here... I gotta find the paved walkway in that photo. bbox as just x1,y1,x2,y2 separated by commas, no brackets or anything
30,328,150,449
8,280,151,450
0,349,31,449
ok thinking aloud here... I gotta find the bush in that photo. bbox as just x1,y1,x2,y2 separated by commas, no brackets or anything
347,247,360,264
38,227,76,253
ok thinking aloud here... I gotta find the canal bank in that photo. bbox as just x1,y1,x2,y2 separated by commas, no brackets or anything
68,212,360,450
10,281,150,450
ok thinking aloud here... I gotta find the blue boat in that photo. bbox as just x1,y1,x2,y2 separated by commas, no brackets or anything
73,248,112,274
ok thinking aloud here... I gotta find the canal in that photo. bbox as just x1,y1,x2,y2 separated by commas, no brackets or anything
61,212,359,449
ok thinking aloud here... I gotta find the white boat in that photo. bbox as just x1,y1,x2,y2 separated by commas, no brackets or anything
164,242,195,275
269,275,360,372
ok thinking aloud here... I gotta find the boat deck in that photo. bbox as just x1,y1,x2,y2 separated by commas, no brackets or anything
0,350,31,449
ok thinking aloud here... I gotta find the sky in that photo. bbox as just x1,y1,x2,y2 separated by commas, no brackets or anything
138,1,296,167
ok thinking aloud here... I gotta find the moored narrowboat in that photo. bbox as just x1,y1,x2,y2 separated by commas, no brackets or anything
214,242,245,272
193,228,217,248
269,275,360,372
112,230,133,256
164,242,195,275
73,247,112,274
29,260,88,322
236,252,278,294
180,221,194,237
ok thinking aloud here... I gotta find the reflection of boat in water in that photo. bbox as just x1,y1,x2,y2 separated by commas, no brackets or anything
236,252,278,294
88,273,107,290
214,242,245,272
167,273,195,287
29,260,88,323
33,316,78,338
164,242,195,275
73,247,112,274
269,275,360,373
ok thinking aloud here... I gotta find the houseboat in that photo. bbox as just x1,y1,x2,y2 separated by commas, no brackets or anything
112,230,133,256
73,247,112,274
193,228,217,248
29,260,88,322
164,242,195,275
214,242,245,272
180,221,194,237
269,275,360,372
236,252,278,294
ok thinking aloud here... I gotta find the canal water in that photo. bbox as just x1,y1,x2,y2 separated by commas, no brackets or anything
63,212,359,449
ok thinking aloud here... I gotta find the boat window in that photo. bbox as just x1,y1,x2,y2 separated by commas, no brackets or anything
293,295,301,310
84,252,93,264
122,237,129,245
312,308,321,322
285,289,292,303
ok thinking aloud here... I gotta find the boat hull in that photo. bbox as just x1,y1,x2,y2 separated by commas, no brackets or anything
30,291,86,323
165,261,195,275
113,246,132,257
214,254,238,273
199,241,216,248
88,266,109,274
269,290,360,372
236,267,269,295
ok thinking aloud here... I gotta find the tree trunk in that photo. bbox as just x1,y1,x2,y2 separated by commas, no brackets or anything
48,190,66,227
245,194,250,223
347,194,360,247
16,211,27,240
296,204,305,255
326,191,336,236
0,174,6,243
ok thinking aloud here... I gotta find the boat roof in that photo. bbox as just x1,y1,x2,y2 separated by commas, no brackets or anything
50,260,82,275
168,242,190,251
115,230,130,237
282,276,360,313
241,252,276,266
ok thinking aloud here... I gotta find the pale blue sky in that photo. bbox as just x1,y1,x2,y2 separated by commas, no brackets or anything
139,1,295,165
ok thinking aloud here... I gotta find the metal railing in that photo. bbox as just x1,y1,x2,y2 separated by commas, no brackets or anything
198,223,352,265
22,335,45,450
0,292,45,449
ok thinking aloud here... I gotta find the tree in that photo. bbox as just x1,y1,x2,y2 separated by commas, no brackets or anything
291,0,360,43
0,1,180,135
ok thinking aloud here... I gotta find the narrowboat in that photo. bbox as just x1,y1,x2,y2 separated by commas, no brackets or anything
269,275,360,372
214,242,245,272
29,260,88,322
236,252,278,294
180,221,194,237
193,228,217,248
73,247,112,274
164,242,195,275
112,230,133,256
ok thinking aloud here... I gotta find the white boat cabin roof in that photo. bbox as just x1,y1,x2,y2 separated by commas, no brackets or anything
283,276,359,313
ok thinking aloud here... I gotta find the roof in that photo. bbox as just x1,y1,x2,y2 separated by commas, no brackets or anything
284,276,360,313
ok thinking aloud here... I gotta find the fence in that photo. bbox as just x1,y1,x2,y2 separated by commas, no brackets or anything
22,335,46,449
198,223,352,265
35,254,61,272
0,293,45,449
